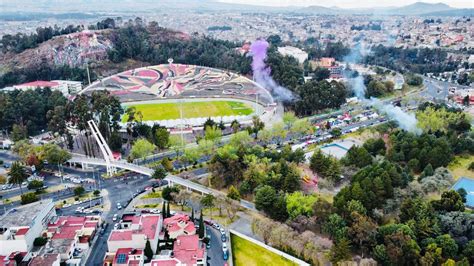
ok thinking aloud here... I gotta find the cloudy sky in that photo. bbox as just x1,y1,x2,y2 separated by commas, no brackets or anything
218,0,473,9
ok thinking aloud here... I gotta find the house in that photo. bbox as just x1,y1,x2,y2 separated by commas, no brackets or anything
163,214,196,239
0,199,56,256
149,235,205,266
42,215,100,262
277,46,308,64
10,80,82,96
107,215,162,254
29,253,60,266
103,248,144,266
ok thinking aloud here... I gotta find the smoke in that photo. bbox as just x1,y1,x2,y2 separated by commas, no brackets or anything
249,40,295,102
369,98,421,134
343,42,420,134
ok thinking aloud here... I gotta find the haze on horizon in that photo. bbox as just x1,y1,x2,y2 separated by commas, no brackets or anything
218,0,473,9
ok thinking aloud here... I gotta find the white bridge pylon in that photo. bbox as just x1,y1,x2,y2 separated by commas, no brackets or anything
87,120,116,176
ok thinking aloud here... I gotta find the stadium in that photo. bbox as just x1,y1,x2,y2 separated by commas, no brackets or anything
80,63,276,128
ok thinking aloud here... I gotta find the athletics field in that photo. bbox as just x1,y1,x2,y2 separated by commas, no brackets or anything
122,100,254,121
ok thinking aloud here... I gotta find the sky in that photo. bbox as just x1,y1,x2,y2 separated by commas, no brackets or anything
218,0,473,9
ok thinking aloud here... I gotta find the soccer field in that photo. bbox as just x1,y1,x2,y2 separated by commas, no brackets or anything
122,100,254,121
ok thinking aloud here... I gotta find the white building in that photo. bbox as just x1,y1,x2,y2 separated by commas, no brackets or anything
0,199,56,256
10,80,83,96
107,214,162,254
277,46,308,64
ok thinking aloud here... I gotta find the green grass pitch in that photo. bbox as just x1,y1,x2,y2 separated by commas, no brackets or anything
122,100,254,121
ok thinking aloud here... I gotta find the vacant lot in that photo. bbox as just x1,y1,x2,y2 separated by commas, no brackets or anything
122,100,253,121
231,233,297,266
448,155,474,180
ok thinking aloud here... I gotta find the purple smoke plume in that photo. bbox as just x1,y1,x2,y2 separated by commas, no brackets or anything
249,40,294,101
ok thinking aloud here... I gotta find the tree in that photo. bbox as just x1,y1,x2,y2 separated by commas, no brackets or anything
21,192,38,204
229,131,252,149
204,125,222,142
435,234,458,259
324,214,348,242
33,237,48,246
166,201,170,218
27,180,44,189
152,167,167,180
198,210,205,238
161,157,174,172
283,112,297,130
93,190,100,196
348,212,377,257
144,239,153,261
286,192,317,220
108,131,123,152
250,116,265,139
230,119,240,133
463,240,474,263
255,185,277,214
130,138,155,160
162,186,179,201
162,201,167,218
420,163,434,179
169,135,184,158
457,188,467,203
8,162,27,194
175,190,191,211
330,238,352,264
200,194,215,217
344,146,372,168
182,147,200,168
153,126,170,150
432,190,465,212
313,67,331,81
74,186,85,196
227,185,241,200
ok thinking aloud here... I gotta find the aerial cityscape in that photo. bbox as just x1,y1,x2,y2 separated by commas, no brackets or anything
0,0,473,265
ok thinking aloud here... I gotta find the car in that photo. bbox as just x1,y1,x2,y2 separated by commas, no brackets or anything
223,251,228,261
221,234,227,242
206,242,211,249
220,228,225,235
75,207,84,213
170,211,176,216
114,223,120,230
63,203,72,208
112,214,118,222
1,184,7,190
213,223,221,230
92,209,102,214
21,181,28,187
144,186,152,191
222,243,228,253
116,203,122,210
7,184,13,189
150,209,161,214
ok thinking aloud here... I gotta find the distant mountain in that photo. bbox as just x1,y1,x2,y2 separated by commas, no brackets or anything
385,2,454,15
422,8,474,17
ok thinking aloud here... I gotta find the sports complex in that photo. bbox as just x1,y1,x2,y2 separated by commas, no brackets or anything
81,64,276,128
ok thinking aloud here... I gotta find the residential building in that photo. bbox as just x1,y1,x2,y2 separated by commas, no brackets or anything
103,248,144,266
0,199,56,256
29,253,60,266
149,235,205,266
277,46,308,64
163,214,196,239
8,80,83,96
107,214,162,254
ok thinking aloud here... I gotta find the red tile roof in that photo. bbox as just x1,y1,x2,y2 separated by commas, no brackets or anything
150,258,180,266
173,235,205,266
15,228,29,236
16,81,59,88
109,230,133,241
52,225,82,239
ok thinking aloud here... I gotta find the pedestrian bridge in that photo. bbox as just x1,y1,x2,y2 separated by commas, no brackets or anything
68,155,213,195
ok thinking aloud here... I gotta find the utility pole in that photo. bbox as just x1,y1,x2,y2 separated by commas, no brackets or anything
86,63,91,85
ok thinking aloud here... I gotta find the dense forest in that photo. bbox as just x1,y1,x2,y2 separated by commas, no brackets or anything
363,45,462,74
0,24,83,53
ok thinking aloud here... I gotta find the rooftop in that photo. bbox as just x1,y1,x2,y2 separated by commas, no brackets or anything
15,81,59,88
173,235,205,266
0,199,53,229
29,254,59,266
109,215,160,242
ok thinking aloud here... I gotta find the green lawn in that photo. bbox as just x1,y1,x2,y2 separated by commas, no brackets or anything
448,155,474,180
231,233,298,266
122,101,253,121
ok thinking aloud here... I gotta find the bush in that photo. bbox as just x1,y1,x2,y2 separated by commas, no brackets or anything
468,162,474,171
93,190,100,196
162,186,179,201
28,180,44,189
21,192,38,205
74,186,85,196
33,237,48,246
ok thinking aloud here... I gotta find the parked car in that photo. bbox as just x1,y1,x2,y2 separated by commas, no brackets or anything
221,234,227,242
117,203,122,210
220,228,225,235
112,214,118,222
114,223,120,230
